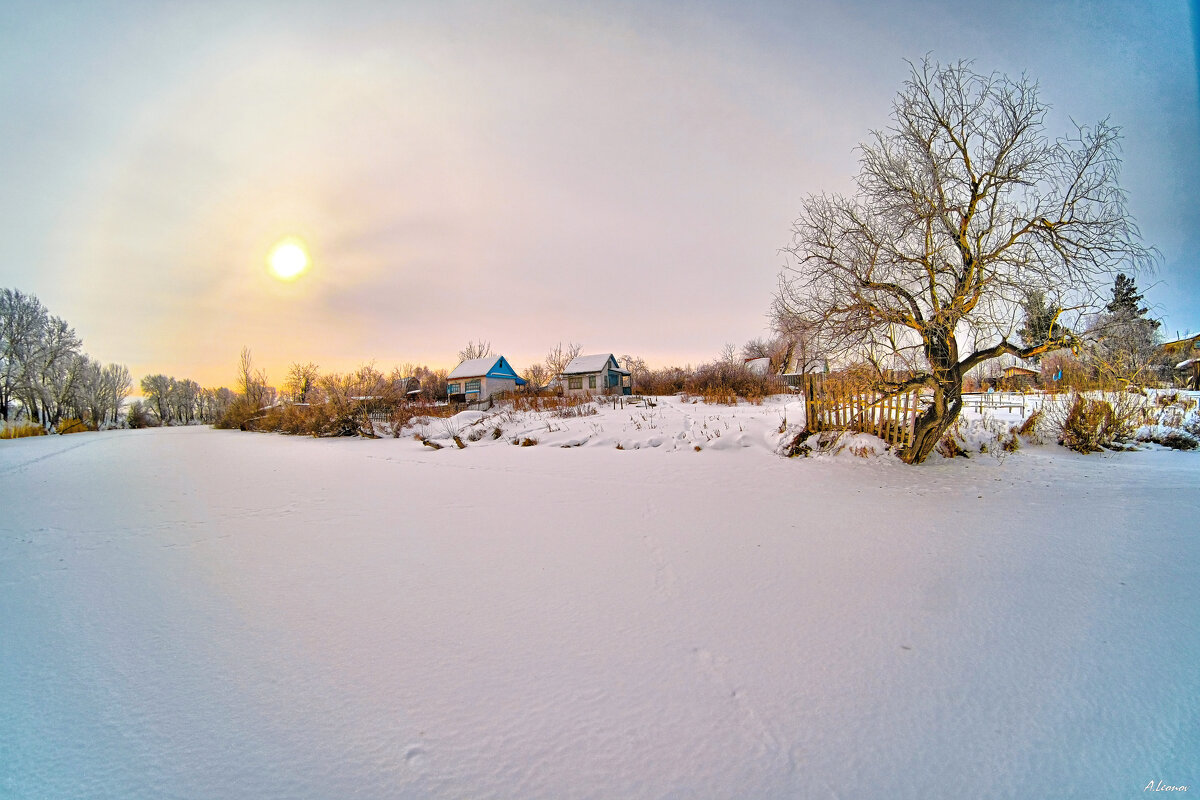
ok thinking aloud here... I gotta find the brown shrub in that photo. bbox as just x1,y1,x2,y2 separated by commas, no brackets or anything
685,361,781,404
215,397,261,430
1059,395,1116,453
1046,391,1145,453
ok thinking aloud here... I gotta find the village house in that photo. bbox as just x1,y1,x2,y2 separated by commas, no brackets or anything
557,354,632,396
446,355,526,403
1158,332,1200,390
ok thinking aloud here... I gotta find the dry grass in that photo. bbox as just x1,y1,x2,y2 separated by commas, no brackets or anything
1016,409,1043,437
552,404,599,419
510,393,597,413
1,422,47,439
55,418,93,435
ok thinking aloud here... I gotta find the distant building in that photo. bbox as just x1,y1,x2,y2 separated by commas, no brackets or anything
1157,333,1200,390
558,354,632,396
394,377,421,398
447,355,526,402
1159,332,1200,353
1001,365,1039,390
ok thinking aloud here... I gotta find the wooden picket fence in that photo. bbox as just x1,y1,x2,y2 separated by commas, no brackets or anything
801,374,923,450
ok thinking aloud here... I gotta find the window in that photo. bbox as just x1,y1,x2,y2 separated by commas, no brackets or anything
447,383,460,394
465,379,481,393
608,373,619,388
568,376,583,390
588,375,597,389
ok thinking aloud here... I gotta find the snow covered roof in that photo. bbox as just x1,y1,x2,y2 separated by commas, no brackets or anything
562,354,629,375
448,356,500,379
745,357,770,375
448,355,526,384
1161,332,1200,348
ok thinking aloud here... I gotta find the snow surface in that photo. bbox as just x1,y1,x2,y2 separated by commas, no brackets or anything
2,398,1198,799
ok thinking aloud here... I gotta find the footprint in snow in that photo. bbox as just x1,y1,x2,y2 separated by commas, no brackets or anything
404,745,428,771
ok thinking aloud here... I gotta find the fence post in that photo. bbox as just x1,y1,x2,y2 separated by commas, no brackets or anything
806,375,812,430
902,391,912,448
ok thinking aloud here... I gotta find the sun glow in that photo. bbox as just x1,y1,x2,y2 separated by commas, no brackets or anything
268,238,310,281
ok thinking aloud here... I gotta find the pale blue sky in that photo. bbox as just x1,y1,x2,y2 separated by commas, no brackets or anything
1,0,1196,384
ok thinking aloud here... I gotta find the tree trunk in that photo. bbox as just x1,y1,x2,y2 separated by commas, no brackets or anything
900,326,965,464
902,382,964,463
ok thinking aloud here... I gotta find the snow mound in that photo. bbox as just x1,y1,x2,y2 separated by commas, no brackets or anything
400,395,805,456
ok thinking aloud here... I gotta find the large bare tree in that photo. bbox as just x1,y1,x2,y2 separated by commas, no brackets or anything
457,339,492,362
545,341,583,379
283,361,320,403
773,58,1154,463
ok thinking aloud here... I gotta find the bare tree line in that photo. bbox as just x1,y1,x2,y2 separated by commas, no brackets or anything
1,288,132,428
134,375,239,426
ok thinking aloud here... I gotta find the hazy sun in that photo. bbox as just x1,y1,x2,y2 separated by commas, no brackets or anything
268,238,310,281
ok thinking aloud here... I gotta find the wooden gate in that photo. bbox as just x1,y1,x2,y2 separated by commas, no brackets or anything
802,374,923,450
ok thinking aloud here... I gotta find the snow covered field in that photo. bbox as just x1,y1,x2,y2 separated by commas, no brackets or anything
2,399,1198,799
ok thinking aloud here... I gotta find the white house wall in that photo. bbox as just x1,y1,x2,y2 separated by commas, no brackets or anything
481,377,518,400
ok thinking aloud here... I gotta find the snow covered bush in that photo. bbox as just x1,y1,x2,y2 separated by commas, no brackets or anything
1134,393,1200,450
1137,428,1199,450
126,400,155,429
781,430,890,459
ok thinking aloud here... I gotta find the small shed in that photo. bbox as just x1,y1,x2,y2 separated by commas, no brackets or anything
447,355,526,402
1001,365,1039,390
393,376,421,399
559,354,631,396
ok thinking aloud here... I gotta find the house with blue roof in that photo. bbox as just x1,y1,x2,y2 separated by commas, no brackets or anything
447,355,526,402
